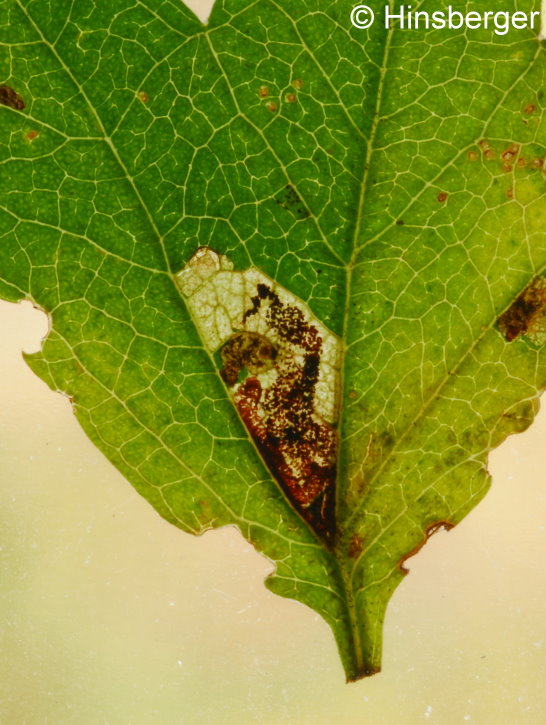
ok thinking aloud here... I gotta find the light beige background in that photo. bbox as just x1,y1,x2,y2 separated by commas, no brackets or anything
2,2,546,722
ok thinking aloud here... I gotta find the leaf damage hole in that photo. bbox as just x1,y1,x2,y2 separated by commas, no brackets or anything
397,521,455,574
498,276,546,344
175,248,341,543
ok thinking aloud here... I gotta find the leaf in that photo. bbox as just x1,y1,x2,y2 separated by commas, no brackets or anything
1,0,545,680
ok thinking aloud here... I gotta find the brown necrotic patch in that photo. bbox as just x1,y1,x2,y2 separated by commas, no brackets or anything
222,284,337,541
498,277,546,342
0,85,25,110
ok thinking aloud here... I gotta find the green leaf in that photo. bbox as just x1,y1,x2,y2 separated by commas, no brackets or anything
1,0,545,680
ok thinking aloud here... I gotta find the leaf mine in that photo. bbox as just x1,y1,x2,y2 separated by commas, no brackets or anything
175,247,341,541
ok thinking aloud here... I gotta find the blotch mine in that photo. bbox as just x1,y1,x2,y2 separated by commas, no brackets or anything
175,248,341,542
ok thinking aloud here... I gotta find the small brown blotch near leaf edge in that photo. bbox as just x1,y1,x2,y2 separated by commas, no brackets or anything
498,276,546,342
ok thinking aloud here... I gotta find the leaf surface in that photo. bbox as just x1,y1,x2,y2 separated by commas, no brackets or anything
1,0,546,679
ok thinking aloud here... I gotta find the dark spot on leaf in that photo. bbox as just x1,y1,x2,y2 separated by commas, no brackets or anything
0,85,25,110
274,184,310,220
498,277,546,342
348,534,363,558
437,192,448,203
524,103,535,115
396,219,404,225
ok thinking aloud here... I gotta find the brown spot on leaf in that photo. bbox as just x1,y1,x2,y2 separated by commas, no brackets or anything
348,535,364,558
531,157,544,169
479,140,490,151
437,192,448,203
292,78,304,90
498,277,546,342
285,92,297,103
0,85,25,110
265,100,277,112
524,103,536,115
517,157,526,168
506,188,513,199
258,85,269,98
26,129,39,141
484,149,495,160
398,521,455,574
467,150,478,162
501,144,519,163
138,91,149,103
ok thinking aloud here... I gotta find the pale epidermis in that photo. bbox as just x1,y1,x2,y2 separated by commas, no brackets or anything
175,247,341,424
